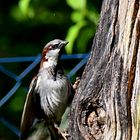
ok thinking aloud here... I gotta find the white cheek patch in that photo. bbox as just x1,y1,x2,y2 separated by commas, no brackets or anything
45,49,60,58
43,49,60,68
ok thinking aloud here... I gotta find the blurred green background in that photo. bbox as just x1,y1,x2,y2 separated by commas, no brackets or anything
0,0,102,139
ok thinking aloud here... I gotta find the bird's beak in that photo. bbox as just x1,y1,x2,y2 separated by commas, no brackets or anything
59,41,69,49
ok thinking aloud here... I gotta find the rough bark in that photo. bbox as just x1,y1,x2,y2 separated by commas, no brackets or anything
68,0,140,139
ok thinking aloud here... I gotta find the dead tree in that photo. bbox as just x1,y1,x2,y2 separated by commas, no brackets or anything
68,0,140,139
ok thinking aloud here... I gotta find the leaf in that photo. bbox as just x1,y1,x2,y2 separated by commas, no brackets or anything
19,0,31,15
66,0,86,10
65,21,87,54
71,11,84,22
19,0,34,18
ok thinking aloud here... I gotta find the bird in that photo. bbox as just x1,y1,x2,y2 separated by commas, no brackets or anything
20,39,74,140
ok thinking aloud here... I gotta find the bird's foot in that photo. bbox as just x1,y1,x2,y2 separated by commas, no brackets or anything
53,124,68,140
73,77,81,91
60,129,69,140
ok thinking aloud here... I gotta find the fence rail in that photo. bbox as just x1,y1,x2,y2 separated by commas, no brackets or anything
0,53,89,138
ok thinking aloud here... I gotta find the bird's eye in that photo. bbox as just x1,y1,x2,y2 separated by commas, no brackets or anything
48,44,59,50
52,44,58,49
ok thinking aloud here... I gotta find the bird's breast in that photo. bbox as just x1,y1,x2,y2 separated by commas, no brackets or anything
36,74,68,122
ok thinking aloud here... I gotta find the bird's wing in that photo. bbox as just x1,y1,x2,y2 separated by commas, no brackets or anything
20,77,37,139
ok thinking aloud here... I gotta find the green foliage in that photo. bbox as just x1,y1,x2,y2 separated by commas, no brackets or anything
67,0,86,10
19,0,31,16
9,0,100,54
65,0,100,53
66,21,87,53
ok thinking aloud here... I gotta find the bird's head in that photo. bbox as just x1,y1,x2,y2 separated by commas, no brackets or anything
41,39,68,69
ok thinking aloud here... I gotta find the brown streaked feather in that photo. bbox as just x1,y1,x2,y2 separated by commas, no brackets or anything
20,77,37,139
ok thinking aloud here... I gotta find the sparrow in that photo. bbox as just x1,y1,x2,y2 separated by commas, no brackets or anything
20,39,74,140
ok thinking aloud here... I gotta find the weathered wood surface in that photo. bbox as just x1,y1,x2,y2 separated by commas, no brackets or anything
68,0,140,139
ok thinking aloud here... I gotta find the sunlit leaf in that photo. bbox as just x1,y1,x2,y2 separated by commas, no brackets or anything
65,21,87,54
71,11,84,22
66,0,86,10
19,0,31,15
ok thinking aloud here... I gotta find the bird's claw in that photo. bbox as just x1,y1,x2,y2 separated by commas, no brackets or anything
53,124,68,140
73,77,81,90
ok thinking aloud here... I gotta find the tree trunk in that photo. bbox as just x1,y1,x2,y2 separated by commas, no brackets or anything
68,0,140,139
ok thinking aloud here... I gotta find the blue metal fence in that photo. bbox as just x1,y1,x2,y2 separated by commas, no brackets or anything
0,53,89,138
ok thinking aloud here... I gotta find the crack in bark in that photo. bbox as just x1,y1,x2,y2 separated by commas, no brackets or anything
110,2,119,55
110,3,119,139
127,2,140,139
128,0,139,50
